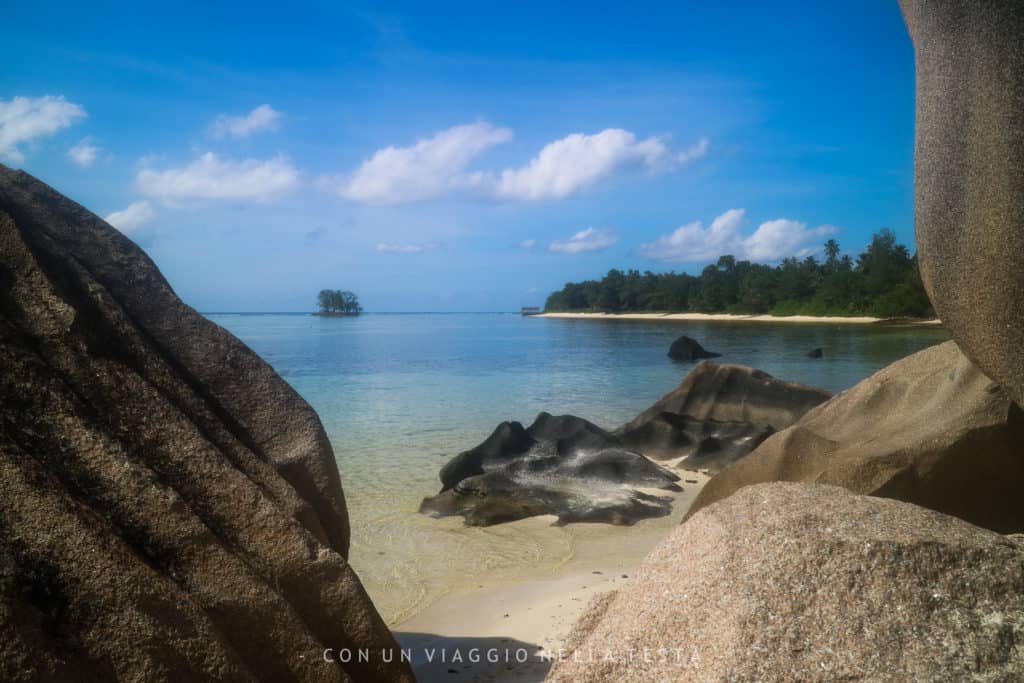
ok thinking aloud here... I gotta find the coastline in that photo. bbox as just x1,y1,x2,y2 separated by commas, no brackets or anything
535,311,942,325
394,470,711,682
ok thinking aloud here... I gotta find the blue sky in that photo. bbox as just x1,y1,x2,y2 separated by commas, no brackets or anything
1,1,914,312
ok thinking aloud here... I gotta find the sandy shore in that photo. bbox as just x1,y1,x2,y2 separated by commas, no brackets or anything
536,311,942,325
394,470,711,682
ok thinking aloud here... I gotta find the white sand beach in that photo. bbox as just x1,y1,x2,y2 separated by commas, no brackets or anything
536,311,942,325
394,470,711,682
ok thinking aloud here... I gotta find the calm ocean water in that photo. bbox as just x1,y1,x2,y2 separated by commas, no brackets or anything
207,312,948,623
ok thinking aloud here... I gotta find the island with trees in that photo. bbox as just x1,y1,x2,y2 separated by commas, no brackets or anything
315,289,363,316
544,230,934,319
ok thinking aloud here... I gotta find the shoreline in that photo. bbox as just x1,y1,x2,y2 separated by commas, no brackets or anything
394,470,711,682
535,311,942,325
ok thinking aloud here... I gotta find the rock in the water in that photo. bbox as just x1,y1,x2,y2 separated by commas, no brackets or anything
617,362,830,471
666,335,721,361
549,483,1024,682
806,347,823,358
0,166,412,682
422,413,679,526
687,341,1024,533
901,0,1024,407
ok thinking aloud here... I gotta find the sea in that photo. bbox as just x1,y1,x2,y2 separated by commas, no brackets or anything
206,312,949,624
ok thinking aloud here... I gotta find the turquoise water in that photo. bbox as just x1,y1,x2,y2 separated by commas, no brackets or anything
207,312,948,622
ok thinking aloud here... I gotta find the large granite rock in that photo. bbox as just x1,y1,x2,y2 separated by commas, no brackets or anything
0,166,412,682
617,362,831,471
421,413,680,526
687,341,1024,533
549,483,1024,682
901,0,1024,407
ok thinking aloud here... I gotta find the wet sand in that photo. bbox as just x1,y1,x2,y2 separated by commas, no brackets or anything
394,470,711,682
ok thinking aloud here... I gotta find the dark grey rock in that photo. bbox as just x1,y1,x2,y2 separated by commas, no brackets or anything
422,413,679,526
901,0,1024,407
0,165,412,682
806,347,823,358
666,335,721,361
617,362,830,472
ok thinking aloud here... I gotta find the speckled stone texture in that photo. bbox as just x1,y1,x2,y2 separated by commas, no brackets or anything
548,483,1024,682
0,165,413,682
685,341,1024,533
901,0,1024,407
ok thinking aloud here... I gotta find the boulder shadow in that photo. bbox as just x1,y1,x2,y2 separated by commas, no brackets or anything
393,631,551,682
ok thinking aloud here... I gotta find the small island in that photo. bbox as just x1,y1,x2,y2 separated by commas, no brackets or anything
314,289,363,316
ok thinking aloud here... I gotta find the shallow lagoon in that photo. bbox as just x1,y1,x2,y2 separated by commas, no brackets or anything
208,312,948,623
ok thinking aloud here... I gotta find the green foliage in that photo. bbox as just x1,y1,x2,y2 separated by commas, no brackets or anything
543,231,935,319
317,289,362,314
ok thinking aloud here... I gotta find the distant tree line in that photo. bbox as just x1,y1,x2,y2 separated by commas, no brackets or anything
544,230,934,319
317,289,362,315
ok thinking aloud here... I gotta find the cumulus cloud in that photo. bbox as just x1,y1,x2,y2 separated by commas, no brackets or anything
331,123,708,204
549,227,618,254
376,242,437,255
105,201,155,234
334,122,513,203
68,138,101,167
636,208,837,263
519,239,537,249
0,95,86,163
136,152,299,202
493,130,704,201
210,104,281,138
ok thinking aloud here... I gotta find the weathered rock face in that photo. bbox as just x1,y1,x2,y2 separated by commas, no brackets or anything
687,341,1024,533
421,413,680,526
901,0,1024,407
0,166,412,682
666,335,720,361
549,483,1024,682
617,362,831,471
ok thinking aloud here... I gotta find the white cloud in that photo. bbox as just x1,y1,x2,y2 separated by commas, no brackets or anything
68,139,101,167
636,208,837,263
210,104,281,138
376,242,436,254
492,130,705,201
105,201,155,234
136,152,299,202
330,123,708,204
335,122,513,203
0,95,86,163
549,227,618,254
519,239,536,249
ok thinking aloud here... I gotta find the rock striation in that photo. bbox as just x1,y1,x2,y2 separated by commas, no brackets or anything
687,341,1024,533
618,362,831,471
666,335,720,361
549,483,1024,682
901,0,1024,407
0,166,412,682
421,413,680,526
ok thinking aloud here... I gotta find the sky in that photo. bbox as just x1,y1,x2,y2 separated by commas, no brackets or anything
1,1,915,312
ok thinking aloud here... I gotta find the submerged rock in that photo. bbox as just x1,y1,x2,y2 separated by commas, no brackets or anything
550,483,1024,682
0,166,412,682
422,413,679,526
666,335,721,361
687,341,1024,533
617,362,830,471
806,347,823,358
901,0,1024,407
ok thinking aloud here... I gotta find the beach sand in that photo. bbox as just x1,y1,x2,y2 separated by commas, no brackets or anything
394,469,711,682
536,311,942,325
